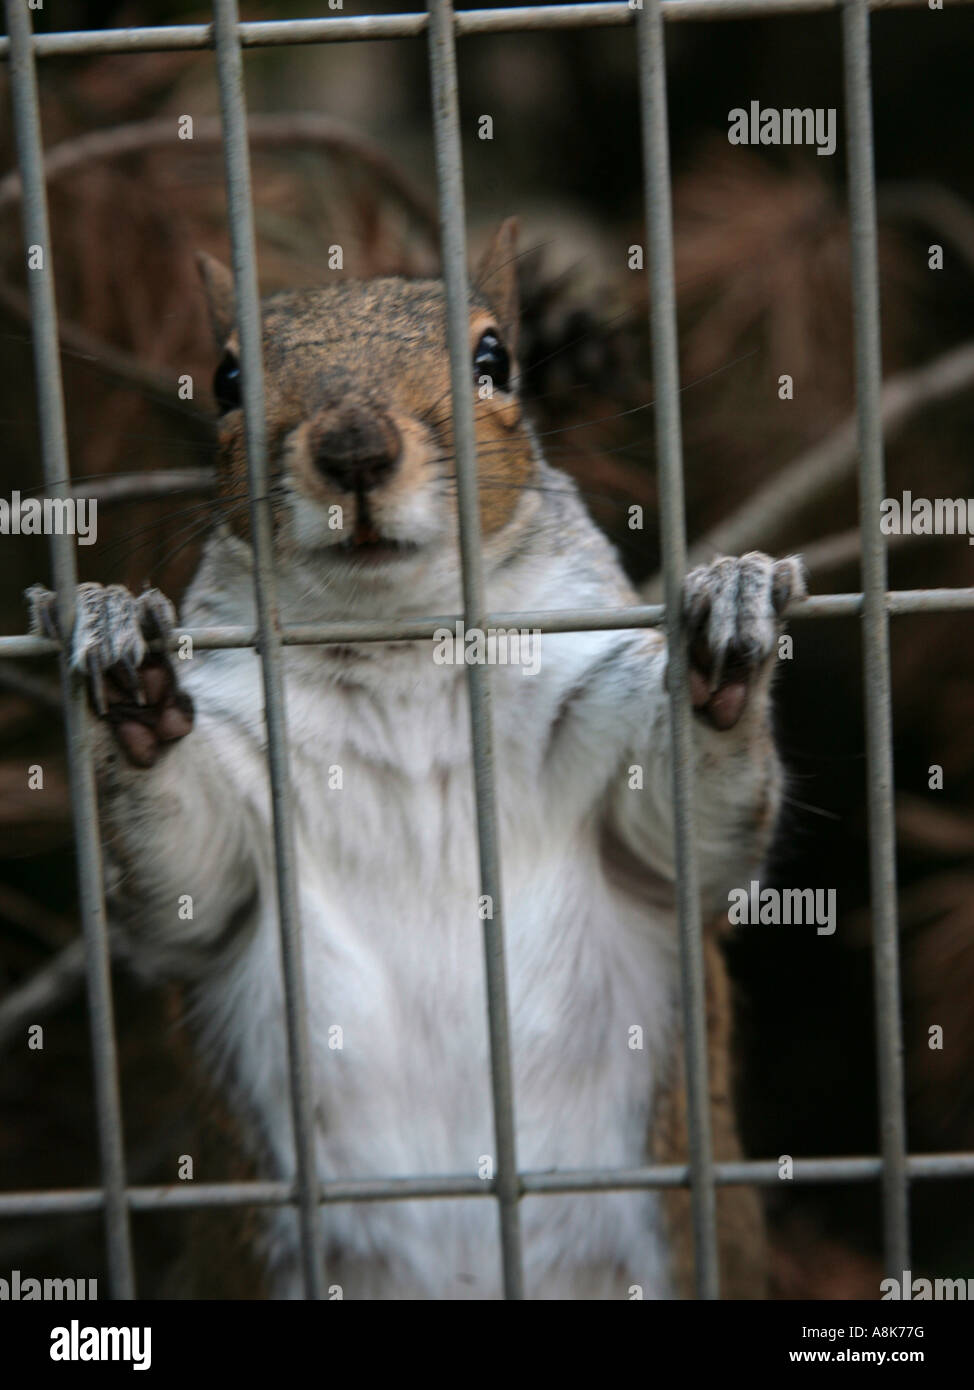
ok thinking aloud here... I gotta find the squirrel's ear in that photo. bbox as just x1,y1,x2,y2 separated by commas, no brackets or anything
475,217,519,351
195,251,236,344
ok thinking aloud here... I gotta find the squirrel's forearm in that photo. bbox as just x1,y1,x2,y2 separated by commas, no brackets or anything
97,719,260,978
542,629,783,908
607,674,783,911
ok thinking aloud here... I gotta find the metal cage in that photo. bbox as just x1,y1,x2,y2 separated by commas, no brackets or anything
3,0,974,1301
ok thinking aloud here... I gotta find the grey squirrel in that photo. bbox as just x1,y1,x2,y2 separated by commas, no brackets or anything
29,220,803,1298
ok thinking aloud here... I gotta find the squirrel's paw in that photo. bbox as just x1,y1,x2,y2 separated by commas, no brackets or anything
677,552,805,732
26,582,194,767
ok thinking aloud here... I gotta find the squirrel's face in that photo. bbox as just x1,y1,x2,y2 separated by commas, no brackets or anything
197,221,539,581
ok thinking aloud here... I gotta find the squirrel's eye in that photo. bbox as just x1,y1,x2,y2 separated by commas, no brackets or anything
213,351,241,413
473,330,510,393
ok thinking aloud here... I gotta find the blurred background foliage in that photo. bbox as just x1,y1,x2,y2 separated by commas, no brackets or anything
1,0,974,1297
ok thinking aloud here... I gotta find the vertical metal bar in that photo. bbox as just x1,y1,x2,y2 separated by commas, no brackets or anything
427,0,525,1300
636,0,720,1299
3,0,135,1300
841,0,910,1278
212,0,325,1300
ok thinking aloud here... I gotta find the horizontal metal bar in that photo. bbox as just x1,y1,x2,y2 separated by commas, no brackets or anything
3,588,973,661
0,0,969,62
2,1153,973,1218
524,1153,974,1192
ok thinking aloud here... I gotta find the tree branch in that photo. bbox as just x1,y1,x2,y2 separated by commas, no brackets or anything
0,113,438,399
642,338,974,598
0,939,87,1052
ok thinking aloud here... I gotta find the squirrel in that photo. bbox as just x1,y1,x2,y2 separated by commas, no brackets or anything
28,219,803,1300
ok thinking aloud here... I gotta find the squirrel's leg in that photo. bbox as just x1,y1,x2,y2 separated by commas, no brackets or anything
600,552,805,907
27,582,259,977
606,552,801,1300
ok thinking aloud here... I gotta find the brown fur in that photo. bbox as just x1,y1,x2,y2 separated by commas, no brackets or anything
196,220,536,548
474,218,520,352
159,1010,268,1300
195,251,236,343
652,929,768,1299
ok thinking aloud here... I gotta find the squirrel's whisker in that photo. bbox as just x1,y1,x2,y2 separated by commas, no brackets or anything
0,325,208,423
96,491,262,575
421,342,758,445
416,303,639,434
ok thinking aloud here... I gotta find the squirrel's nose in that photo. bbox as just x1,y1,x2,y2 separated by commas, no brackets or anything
312,407,401,492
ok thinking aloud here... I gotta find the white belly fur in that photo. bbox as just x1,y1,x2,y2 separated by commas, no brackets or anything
185,642,678,1300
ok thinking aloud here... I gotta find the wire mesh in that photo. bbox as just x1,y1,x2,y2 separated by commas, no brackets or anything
2,0,971,1300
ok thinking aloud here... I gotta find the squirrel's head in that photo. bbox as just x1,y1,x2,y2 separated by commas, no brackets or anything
197,220,541,588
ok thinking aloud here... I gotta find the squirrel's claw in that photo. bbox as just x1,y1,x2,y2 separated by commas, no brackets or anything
678,552,806,731
25,583,60,643
23,582,189,759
